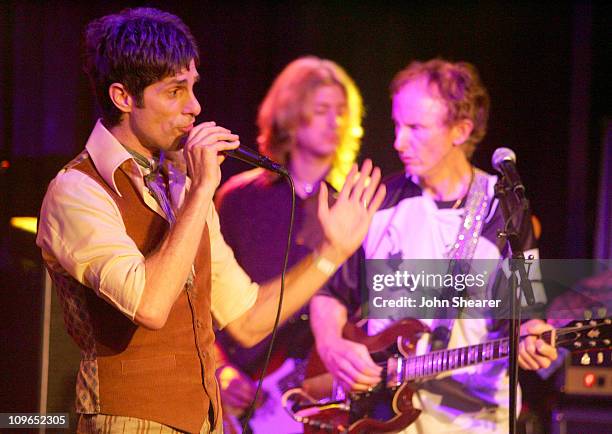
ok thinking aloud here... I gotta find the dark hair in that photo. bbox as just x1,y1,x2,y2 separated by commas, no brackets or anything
390,59,490,158
83,7,199,126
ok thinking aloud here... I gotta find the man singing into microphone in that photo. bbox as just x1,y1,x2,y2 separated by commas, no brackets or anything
310,59,557,433
36,7,385,433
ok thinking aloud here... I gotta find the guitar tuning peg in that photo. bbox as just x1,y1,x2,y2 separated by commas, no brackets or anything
589,320,597,326
603,339,611,346
587,329,600,338
584,310,592,320
574,341,582,348
604,319,611,324
589,341,597,347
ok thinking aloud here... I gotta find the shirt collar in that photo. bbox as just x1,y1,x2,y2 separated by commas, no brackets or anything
84,119,139,195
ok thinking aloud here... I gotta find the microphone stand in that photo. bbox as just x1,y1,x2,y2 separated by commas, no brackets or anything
494,176,535,434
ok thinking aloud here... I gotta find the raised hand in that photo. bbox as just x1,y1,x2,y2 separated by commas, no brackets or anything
317,159,386,260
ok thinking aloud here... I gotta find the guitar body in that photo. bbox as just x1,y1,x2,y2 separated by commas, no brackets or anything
222,358,306,434
303,318,429,434
300,316,611,434
249,358,305,434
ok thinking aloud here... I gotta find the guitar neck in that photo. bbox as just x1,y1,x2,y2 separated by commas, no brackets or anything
399,338,510,381
397,318,610,382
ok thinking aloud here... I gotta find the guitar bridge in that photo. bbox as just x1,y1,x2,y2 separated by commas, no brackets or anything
386,356,403,388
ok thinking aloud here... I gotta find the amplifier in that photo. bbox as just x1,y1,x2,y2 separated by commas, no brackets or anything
551,406,612,434
562,349,612,396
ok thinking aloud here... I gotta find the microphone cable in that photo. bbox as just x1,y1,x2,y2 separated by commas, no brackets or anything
240,173,296,434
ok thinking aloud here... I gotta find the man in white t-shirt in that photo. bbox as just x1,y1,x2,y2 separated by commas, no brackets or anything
311,59,557,433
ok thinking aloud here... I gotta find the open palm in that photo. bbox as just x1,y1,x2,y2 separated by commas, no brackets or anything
317,159,386,259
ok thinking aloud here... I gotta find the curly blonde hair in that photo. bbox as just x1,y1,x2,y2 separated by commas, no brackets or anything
257,56,364,190
390,59,490,159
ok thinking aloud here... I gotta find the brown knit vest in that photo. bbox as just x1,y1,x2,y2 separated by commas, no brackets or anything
62,157,220,433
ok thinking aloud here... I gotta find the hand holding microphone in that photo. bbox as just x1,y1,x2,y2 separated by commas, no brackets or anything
183,121,240,192
184,121,288,192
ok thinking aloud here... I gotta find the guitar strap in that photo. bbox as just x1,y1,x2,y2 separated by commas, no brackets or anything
429,168,491,351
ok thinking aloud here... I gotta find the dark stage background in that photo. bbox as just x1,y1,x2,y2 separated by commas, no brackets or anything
1,0,610,430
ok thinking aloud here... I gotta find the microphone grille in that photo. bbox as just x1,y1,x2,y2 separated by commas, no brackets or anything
491,147,517,171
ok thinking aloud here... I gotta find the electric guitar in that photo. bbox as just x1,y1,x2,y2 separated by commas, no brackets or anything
288,317,611,434
222,357,308,434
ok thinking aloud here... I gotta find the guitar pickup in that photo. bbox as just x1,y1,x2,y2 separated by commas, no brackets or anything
386,356,403,388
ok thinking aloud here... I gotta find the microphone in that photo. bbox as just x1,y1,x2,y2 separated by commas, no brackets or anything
491,147,525,200
223,146,288,176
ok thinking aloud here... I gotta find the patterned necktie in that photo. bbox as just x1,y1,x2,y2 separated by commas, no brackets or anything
125,148,176,225
124,147,195,290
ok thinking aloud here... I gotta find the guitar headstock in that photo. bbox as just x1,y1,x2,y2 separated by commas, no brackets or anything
554,317,612,354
